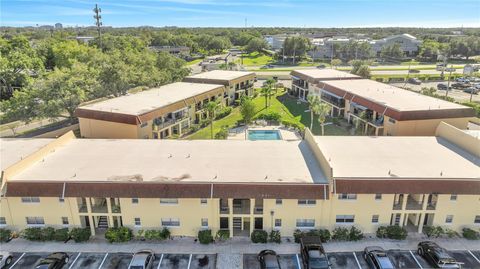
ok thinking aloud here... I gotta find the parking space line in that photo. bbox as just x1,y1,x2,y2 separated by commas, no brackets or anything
68,252,82,269
468,250,480,264
409,250,423,269
98,253,109,269
187,254,192,269
9,252,25,269
156,254,164,269
295,254,301,269
352,252,362,269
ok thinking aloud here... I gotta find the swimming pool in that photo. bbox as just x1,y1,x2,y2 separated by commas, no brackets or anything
248,130,282,140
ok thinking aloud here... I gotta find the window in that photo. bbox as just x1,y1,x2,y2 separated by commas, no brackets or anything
201,218,208,227
0,217,6,225
274,219,282,228
61,217,69,225
134,217,141,226
336,215,355,223
200,199,208,205
450,195,457,201
132,198,139,204
372,215,379,223
298,199,316,205
296,219,315,228
26,217,45,225
21,197,40,203
338,194,357,200
160,199,178,205
375,194,382,200
58,197,65,203
275,199,282,205
445,215,453,224
474,215,480,224
161,218,180,227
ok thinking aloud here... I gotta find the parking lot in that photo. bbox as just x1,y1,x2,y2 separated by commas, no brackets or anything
6,252,216,269
244,249,480,269
390,81,480,103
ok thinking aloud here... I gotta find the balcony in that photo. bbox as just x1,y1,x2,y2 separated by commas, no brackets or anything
427,202,437,210
153,114,188,131
392,203,402,210
233,199,250,215
219,199,229,214
426,194,438,210
78,204,88,213
254,199,263,215
110,198,121,213
392,194,404,210
406,195,424,210
292,79,308,89
90,198,108,213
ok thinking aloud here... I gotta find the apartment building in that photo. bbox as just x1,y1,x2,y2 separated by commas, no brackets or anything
317,79,476,136
75,82,225,139
290,69,361,101
183,70,256,105
0,123,478,238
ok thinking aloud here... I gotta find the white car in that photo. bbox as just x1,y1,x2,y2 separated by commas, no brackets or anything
456,77,470,83
0,252,13,268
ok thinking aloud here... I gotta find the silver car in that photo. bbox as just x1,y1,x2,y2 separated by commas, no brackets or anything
128,250,155,269
0,252,13,269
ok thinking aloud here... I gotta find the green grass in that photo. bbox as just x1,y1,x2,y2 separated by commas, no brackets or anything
186,58,203,65
186,90,350,139
238,52,273,66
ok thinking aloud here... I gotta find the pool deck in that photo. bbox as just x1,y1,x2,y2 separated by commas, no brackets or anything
228,125,302,141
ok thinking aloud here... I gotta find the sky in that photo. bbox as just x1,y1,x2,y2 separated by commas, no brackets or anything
1,0,479,28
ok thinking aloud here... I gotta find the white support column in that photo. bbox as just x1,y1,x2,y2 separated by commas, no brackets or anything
228,198,233,238
418,213,426,233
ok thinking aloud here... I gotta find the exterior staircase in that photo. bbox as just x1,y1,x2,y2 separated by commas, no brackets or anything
97,216,109,229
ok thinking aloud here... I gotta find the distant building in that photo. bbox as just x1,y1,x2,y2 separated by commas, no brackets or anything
264,33,299,51
75,36,95,44
371,33,422,57
38,25,54,30
54,23,63,29
149,46,190,55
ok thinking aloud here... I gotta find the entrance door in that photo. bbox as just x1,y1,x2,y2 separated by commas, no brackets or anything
243,218,250,235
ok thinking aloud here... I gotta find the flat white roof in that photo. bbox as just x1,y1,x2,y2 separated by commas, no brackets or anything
323,79,467,112
185,70,255,81
11,139,327,184
293,69,360,80
78,82,222,116
0,138,53,170
313,136,479,179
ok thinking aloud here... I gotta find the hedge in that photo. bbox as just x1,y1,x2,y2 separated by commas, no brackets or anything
198,229,213,244
332,227,350,241
70,228,91,242
0,229,11,242
376,225,408,240
462,228,479,240
105,227,133,243
251,230,268,243
54,228,70,241
143,228,171,241
293,229,331,243
215,107,232,120
269,230,281,243
423,226,444,238
216,230,230,241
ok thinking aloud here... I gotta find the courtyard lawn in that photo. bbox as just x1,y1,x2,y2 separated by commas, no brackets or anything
186,58,203,65
186,90,351,139
238,52,274,66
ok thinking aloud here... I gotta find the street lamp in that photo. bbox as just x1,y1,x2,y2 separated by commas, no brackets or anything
270,210,275,231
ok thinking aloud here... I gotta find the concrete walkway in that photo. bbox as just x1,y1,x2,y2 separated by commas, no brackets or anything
1,236,479,254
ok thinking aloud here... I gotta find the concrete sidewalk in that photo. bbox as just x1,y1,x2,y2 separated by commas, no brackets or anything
1,236,479,254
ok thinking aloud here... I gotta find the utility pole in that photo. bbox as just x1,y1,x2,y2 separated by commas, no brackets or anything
93,4,103,49
445,65,453,98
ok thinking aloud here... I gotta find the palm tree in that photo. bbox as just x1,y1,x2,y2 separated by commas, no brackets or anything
260,85,274,109
316,102,331,135
307,95,320,130
205,100,221,139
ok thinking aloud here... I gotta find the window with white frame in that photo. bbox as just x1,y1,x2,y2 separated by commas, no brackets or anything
134,217,141,226
338,194,357,200
372,215,379,223
375,194,382,200
274,219,282,228
61,217,69,225
296,219,315,228
201,218,208,227
0,217,6,225
275,199,282,205
26,217,45,225
132,198,139,204
200,199,208,205
161,218,180,227
21,197,40,203
298,199,316,205
475,215,480,224
450,195,457,201
160,199,178,205
445,215,453,224
336,215,355,223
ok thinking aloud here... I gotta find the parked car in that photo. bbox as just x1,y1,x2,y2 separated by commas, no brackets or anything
451,82,469,89
408,69,420,73
408,78,422,85
436,64,446,71
455,77,470,83
317,64,326,69
437,83,451,91
35,252,69,269
417,241,461,268
128,250,156,269
463,87,479,94
261,64,274,69
257,250,281,269
363,247,395,269
0,252,13,269
300,237,331,269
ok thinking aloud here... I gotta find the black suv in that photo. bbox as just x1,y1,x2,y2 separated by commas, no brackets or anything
417,241,460,268
35,252,69,269
257,250,281,269
363,247,395,269
300,237,331,269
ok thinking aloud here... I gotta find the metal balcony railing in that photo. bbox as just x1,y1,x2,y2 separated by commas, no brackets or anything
233,206,250,215
220,206,229,214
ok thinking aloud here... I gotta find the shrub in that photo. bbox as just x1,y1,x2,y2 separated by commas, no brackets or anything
144,230,162,240
462,228,480,240
42,227,56,241
423,226,444,238
0,229,11,242
444,228,459,238
198,229,213,244
255,111,281,122
377,225,408,240
251,230,268,243
105,227,133,243
293,229,304,243
332,227,350,241
160,227,171,239
215,107,232,120
349,226,364,241
70,227,91,242
306,229,331,243
269,230,281,243
54,228,70,241
214,126,228,139
216,229,230,241
22,227,44,241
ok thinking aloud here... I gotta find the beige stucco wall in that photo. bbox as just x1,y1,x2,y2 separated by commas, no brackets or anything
384,117,472,136
435,121,480,157
79,118,139,139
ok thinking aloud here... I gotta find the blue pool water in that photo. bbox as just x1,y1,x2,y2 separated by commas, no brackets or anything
248,130,282,140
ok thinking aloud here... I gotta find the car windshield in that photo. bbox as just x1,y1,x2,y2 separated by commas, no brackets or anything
378,257,395,269
129,266,144,269
264,255,279,268
439,259,458,265
35,265,51,269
